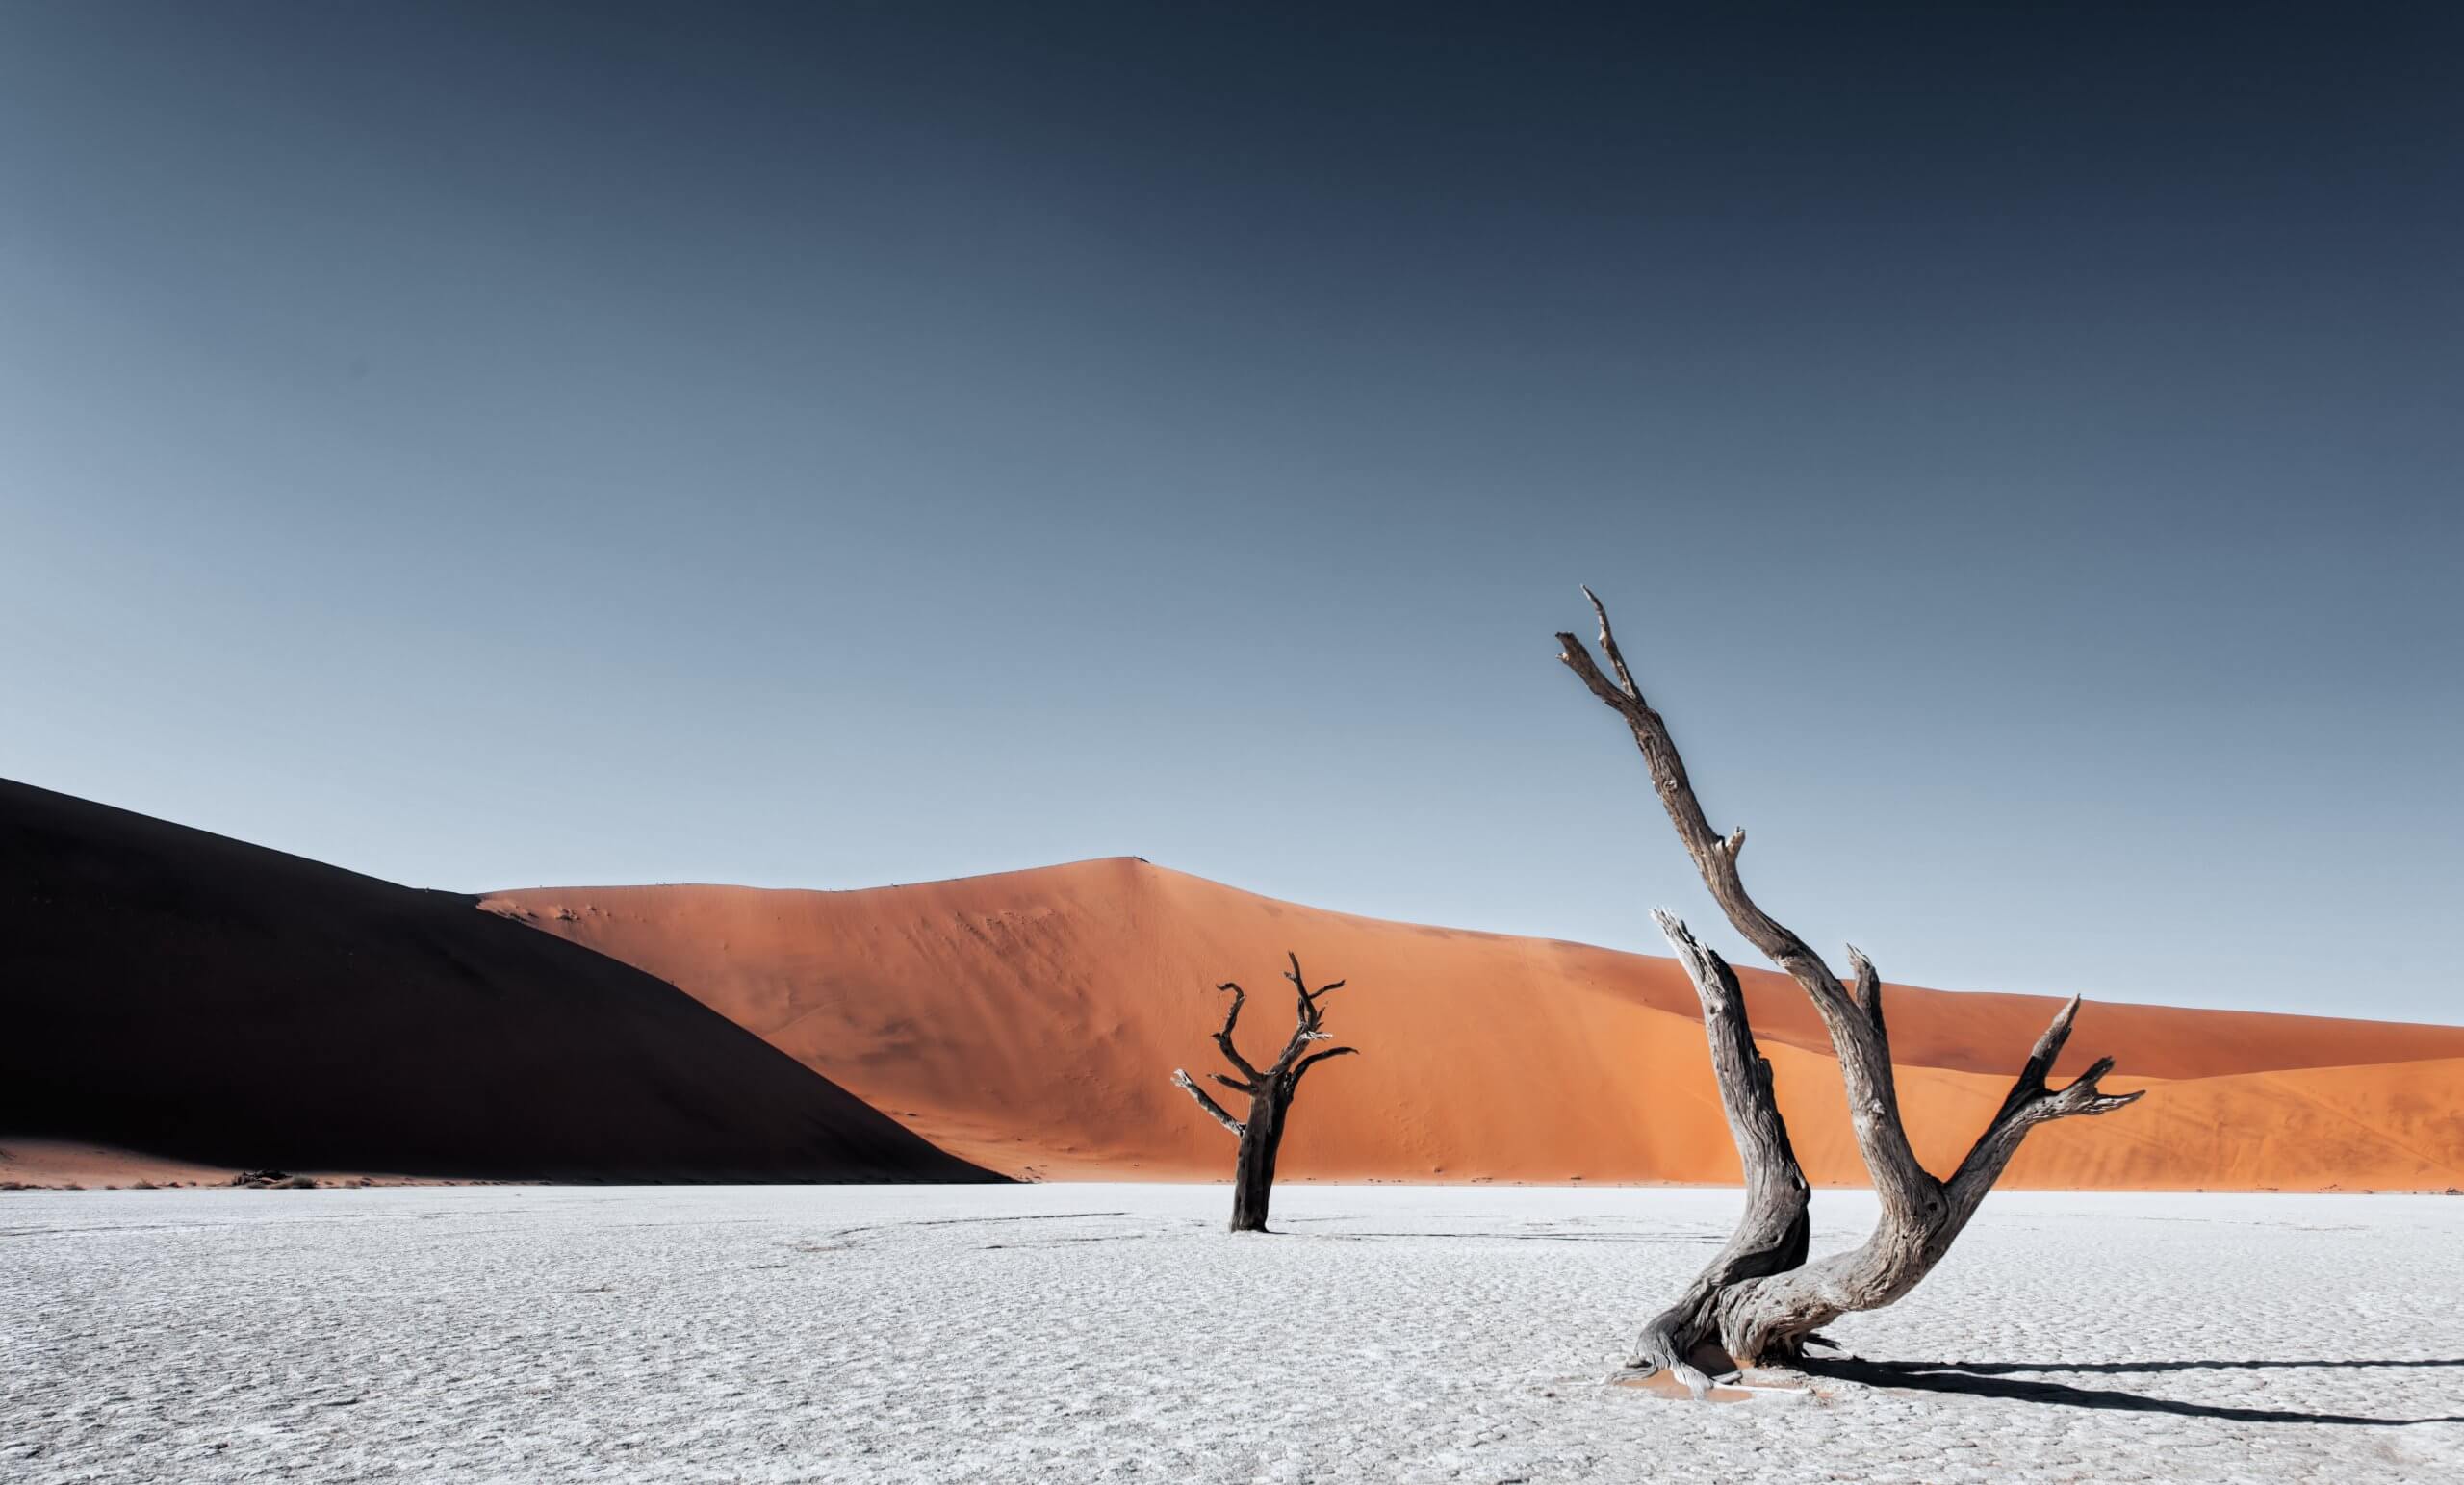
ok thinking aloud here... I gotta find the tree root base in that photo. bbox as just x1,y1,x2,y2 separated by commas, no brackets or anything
1613,1369,1758,1404
1611,1365,1809,1405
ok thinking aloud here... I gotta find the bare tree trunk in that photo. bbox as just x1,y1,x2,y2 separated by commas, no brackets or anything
1172,954,1357,1234
1229,1092,1285,1233
1557,588,2143,1385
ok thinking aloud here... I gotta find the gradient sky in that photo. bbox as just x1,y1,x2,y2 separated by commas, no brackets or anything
3,3,2456,1022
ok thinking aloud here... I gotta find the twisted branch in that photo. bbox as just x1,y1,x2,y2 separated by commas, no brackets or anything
1291,1045,1358,1085
1209,981,1261,1085
1631,909,1810,1396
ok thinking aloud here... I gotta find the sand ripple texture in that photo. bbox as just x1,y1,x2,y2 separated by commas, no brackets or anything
6,1186,2460,1483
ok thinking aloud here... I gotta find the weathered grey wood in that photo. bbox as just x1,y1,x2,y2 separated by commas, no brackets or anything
1170,953,1358,1233
1557,588,2144,1376
1630,909,1810,1397
1557,587,1938,1226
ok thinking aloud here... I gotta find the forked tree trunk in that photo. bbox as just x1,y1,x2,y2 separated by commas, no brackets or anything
1172,953,1356,1233
1557,588,2143,1395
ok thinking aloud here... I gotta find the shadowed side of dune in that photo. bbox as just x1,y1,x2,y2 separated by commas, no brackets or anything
484,861,2464,1190
0,780,996,1183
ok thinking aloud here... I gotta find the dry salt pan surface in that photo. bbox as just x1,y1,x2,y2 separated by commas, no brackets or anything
6,1186,2461,1484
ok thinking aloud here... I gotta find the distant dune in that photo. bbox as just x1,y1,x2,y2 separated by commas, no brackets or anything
0,781,993,1184
485,859,2464,1190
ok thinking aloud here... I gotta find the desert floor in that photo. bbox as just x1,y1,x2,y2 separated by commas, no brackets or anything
7,1186,2460,1483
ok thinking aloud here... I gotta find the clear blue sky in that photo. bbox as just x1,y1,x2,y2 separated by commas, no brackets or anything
3,3,2455,1021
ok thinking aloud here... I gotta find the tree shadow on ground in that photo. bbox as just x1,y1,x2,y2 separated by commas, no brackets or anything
1311,1231,1726,1244
1802,1356,2464,1426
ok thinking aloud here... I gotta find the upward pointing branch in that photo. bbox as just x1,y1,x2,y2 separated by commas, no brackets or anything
1208,982,1261,1084
1583,584,1640,700
1944,996,2143,1226
1556,602,1851,1018
1291,1045,1358,1085
1270,952,1342,1077
1558,589,1937,1220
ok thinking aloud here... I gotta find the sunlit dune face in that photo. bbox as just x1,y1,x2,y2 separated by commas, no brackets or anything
482,860,2464,1191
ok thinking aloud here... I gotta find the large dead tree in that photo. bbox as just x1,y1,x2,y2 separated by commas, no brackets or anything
1171,953,1357,1233
1557,588,2143,1395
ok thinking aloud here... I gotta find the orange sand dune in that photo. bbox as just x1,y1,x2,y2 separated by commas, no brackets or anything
486,858,2464,1190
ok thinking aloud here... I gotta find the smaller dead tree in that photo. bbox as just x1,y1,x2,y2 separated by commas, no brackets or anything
1171,952,1358,1233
